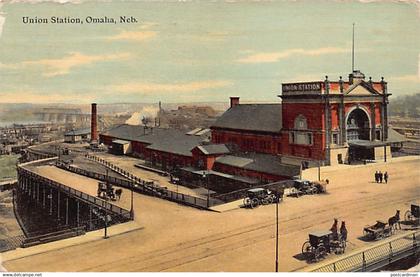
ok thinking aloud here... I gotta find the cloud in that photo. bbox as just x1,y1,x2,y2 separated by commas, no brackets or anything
8,0,83,3
110,80,233,94
14,52,130,77
0,4,5,38
0,91,96,104
390,74,420,83
237,47,349,63
105,30,157,42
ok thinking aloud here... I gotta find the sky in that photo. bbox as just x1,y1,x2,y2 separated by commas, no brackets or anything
0,0,419,104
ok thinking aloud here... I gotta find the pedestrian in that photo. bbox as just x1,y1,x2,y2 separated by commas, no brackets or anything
384,172,388,184
375,171,379,183
379,171,383,183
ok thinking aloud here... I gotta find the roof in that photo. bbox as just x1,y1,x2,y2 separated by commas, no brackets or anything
101,124,148,142
248,188,265,192
309,230,332,237
145,130,204,157
102,124,209,157
215,153,301,177
112,139,130,145
64,128,90,136
348,129,407,148
387,128,407,143
180,167,259,184
348,140,388,148
195,144,230,155
211,104,282,133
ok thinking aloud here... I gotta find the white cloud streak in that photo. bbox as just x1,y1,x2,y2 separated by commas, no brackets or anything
110,80,233,94
2,52,131,77
0,91,95,104
105,30,157,42
237,47,349,63
390,74,420,83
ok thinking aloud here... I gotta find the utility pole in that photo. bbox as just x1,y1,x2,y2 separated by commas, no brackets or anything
275,194,279,272
104,209,109,239
130,182,134,220
318,160,321,181
352,23,355,72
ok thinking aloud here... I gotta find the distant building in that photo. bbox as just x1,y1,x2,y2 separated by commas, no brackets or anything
64,128,91,143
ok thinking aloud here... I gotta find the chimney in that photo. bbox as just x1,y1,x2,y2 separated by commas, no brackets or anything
230,97,240,108
90,103,98,142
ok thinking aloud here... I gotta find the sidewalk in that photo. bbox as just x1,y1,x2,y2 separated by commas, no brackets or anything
1,220,143,263
302,155,419,181
210,199,243,213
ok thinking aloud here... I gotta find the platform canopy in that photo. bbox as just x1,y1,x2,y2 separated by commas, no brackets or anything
348,140,388,148
112,139,131,145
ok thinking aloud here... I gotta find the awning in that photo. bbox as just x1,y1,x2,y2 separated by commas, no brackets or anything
180,167,259,184
348,140,388,148
112,139,131,145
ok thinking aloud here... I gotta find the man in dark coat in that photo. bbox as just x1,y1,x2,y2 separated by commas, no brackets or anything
384,172,389,184
379,171,383,183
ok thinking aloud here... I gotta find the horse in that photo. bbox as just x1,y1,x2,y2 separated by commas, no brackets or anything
115,189,123,200
388,210,401,232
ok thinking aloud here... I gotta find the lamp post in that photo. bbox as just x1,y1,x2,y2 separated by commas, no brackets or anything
318,160,321,181
202,171,209,207
130,182,134,220
275,193,279,272
104,209,109,239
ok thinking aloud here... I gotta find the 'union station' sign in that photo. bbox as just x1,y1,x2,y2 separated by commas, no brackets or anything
282,82,322,94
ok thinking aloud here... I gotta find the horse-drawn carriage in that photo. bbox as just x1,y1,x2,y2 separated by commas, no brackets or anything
97,181,122,201
363,220,392,240
363,210,401,241
289,179,327,197
243,188,281,209
301,230,346,262
404,204,419,226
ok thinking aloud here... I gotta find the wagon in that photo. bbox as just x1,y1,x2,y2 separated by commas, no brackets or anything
301,230,346,262
243,188,278,208
404,204,419,226
363,220,392,240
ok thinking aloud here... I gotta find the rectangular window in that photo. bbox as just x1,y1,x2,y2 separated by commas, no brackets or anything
307,133,313,145
332,134,338,144
289,132,295,144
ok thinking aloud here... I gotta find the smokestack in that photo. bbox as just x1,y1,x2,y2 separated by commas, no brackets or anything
91,103,98,142
230,97,240,108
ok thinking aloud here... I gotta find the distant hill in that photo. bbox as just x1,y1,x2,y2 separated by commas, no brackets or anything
389,93,420,118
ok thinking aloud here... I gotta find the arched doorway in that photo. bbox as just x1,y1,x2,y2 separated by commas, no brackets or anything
346,108,370,141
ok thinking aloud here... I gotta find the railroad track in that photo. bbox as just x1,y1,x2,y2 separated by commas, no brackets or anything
82,188,419,272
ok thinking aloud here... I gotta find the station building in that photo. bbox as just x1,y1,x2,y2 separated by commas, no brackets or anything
98,70,405,190
212,70,405,168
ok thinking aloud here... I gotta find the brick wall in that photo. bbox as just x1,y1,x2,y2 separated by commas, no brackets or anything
213,162,289,182
211,129,282,154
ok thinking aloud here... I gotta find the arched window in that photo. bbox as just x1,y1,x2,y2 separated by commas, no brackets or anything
294,115,308,130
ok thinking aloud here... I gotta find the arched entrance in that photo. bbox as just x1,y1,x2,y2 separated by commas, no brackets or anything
346,108,370,141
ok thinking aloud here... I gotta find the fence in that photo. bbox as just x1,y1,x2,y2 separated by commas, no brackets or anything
84,154,217,209
214,180,292,203
0,235,26,253
26,148,56,161
18,165,132,222
311,231,419,272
